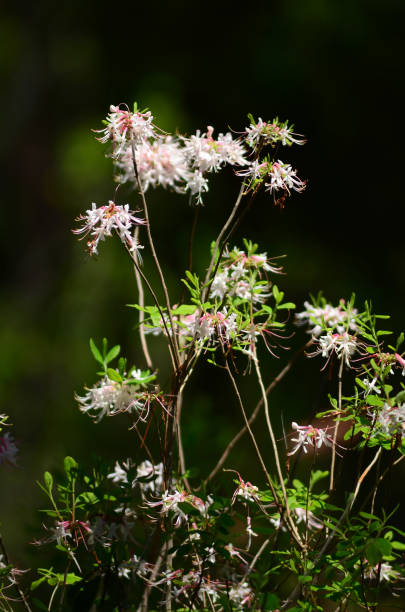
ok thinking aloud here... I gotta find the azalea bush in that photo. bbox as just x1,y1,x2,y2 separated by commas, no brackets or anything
2,104,405,611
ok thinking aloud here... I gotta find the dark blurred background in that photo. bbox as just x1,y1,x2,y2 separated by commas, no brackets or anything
1,0,405,573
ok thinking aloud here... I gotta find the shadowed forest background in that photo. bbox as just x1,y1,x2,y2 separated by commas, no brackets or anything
1,0,405,578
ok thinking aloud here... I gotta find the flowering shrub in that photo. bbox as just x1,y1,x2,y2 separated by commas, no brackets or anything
2,103,405,611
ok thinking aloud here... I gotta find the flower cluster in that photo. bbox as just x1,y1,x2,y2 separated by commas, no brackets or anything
73,201,145,256
96,105,251,204
296,298,358,336
76,367,155,422
310,331,358,367
373,403,405,438
92,105,307,207
95,104,155,156
148,489,213,528
209,245,279,303
245,116,306,149
107,459,164,494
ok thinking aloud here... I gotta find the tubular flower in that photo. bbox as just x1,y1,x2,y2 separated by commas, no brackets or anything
288,422,334,455
310,331,358,367
182,126,249,174
75,376,144,422
116,136,192,193
73,201,145,256
295,299,358,336
245,116,306,149
95,105,155,156
265,160,306,195
373,403,405,438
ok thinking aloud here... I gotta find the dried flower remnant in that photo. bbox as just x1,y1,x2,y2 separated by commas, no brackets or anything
0,433,18,466
73,201,145,256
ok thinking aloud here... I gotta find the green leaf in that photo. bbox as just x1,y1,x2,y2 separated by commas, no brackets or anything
107,368,122,383
31,576,48,591
171,305,197,315
76,491,99,505
395,390,405,404
392,541,405,550
366,395,385,407
65,573,82,585
64,456,78,476
310,470,329,489
105,345,120,364
89,338,103,365
365,538,392,565
32,597,48,610
43,472,53,492
277,302,296,310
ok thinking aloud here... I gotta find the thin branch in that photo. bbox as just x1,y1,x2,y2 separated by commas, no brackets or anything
253,356,304,549
133,226,153,370
330,356,344,492
137,545,164,612
130,252,177,372
281,447,382,609
205,340,312,484
130,138,180,369
224,359,281,511
201,184,245,303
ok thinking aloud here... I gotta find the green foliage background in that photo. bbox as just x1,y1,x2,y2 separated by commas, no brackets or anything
1,0,404,577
